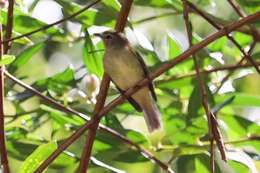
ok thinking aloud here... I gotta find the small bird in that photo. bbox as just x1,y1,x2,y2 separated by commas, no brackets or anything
94,31,162,132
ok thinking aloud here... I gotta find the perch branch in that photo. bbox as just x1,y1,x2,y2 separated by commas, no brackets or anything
79,0,134,172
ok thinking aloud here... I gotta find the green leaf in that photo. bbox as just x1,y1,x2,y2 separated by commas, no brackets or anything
56,0,117,27
1,8,64,41
0,55,16,65
168,33,182,59
18,142,57,173
40,104,85,126
82,31,103,77
215,93,260,107
8,43,44,73
211,96,235,114
208,36,227,52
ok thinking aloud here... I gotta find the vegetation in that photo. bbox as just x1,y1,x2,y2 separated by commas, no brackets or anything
0,0,259,173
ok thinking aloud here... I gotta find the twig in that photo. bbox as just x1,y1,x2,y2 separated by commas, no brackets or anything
0,0,102,45
0,15,10,173
6,11,260,173
214,41,256,93
78,0,134,172
4,71,90,120
162,135,260,151
3,0,14,54
186,1,260,74
183,1,221,171
156,60,260,84
133,11,181,24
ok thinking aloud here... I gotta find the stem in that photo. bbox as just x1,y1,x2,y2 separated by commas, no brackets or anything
0,15,10,173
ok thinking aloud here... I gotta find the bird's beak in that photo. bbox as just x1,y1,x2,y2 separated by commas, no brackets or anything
93,33,103,38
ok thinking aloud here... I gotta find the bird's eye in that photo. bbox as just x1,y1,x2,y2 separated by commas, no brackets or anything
105,34,112,39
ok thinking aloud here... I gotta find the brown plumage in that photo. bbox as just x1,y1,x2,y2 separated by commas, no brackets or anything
94,31,162,132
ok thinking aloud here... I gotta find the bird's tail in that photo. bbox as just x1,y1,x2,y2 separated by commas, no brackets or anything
141,95,163,132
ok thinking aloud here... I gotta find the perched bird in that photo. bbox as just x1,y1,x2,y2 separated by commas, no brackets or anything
94,31,162,132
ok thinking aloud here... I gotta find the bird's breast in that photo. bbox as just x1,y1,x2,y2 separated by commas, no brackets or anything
104,48,145,90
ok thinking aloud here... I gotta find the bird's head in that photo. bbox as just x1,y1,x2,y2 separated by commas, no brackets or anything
94,31,128,49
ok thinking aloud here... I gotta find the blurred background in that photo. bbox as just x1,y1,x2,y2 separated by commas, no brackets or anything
2,0,260,172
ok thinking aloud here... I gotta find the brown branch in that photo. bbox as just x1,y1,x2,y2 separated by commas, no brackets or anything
214,41,256,93
0,16,10,173
6,11,259,173
183,1,225,171
4,71,90,120
186,1,260,74
0,0,101,45
3,0,14,54
183,1,217,170
156,60,260,84
78,74,110,173
78,0,134,172
227,0,245,17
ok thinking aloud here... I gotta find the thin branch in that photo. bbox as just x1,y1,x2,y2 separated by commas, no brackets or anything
0,14,10,173
3,0,14,54
183,1,222,171
79,0,134,172
186,1,260,74
5,11,259,173
214,41,256,93
4,71,90,120
162,135,260,151
156,60,260,84
133,11,181,24
0,0,102,45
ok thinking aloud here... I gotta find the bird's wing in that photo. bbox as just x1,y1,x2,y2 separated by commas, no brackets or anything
111,77,143,112
129,47,157,101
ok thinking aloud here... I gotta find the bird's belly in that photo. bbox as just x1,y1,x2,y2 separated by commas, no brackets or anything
104,53,144,90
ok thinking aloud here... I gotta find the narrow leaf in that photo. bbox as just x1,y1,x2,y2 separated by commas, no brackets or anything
18,142,57,173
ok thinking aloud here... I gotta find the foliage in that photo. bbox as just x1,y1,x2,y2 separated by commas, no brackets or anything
1,0,260,173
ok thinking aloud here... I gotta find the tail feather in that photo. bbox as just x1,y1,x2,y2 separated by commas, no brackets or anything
142,99,162,132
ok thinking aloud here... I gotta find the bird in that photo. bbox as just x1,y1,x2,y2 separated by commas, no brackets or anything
94,31,163,133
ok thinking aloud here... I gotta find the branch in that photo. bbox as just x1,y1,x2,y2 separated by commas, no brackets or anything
0,0,101,45
183,1,224,171
214,41,256,93
0,14,10,173
3,0,14,54
78,0,134,172
6,11,259,173
156,60,260,84
78,74,110,173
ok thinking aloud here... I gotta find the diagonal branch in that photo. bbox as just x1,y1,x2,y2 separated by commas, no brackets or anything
78,1,134,172
156,60,260,84
0,0,101,45
182,2,226,172
5,11,259,173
